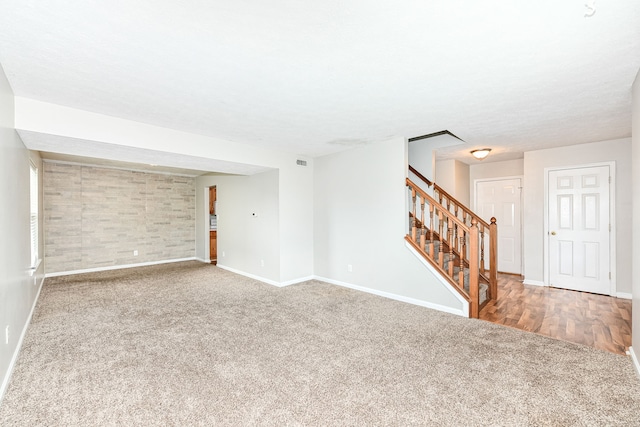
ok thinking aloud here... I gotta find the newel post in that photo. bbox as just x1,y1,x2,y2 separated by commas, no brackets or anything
468,218,479,318
489,217,498,300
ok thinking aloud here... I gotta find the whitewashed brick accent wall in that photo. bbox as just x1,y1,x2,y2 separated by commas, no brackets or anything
44,162,195,273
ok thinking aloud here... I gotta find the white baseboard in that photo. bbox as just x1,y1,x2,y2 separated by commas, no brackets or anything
216,262,466,317
523,279,546,287
629,347,640,378
313,275,467,318
216,264,284,287
216,264,315,288
521,280,630,299
0,270,45,404
44,257,198,278
280,275,316,287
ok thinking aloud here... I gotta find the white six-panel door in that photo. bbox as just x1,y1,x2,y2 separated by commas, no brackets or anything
475,178,522,275
548,166,610,295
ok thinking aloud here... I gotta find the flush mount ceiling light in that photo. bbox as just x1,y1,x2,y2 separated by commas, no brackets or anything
470,148,491,160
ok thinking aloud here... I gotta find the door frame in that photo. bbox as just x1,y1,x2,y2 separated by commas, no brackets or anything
543,161,616,295
204,187,211,261
473,175,524,275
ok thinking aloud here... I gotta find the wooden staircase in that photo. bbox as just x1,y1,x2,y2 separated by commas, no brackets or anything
407,165,497,318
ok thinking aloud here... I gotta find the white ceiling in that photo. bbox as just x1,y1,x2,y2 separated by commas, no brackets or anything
0,0,639,169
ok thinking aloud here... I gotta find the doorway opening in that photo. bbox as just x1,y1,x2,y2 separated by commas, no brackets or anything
209,186,217,264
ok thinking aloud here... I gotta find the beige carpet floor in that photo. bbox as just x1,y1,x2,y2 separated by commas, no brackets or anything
1,261,639,426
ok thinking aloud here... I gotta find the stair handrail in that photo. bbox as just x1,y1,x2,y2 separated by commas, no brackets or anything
408,164,498,300
406,177,480,317
408,165,433,187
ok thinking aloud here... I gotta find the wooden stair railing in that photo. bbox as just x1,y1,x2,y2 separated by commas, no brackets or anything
407,177,481,317
409,165,498,301
405,166,498,317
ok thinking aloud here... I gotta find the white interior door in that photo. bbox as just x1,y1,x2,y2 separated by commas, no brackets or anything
475,178,522,275
548,166,610,295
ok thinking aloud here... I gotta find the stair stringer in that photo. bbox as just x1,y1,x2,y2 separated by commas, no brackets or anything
405,240,470,318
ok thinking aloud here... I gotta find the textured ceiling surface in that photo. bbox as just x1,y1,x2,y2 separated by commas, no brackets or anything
0,0,639,167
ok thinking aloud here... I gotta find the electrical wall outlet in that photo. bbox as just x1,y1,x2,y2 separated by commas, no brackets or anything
348,264,353,272
133,250,138,256
261,259,265,267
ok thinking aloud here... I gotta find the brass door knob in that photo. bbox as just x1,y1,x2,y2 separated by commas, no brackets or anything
550,231,556,236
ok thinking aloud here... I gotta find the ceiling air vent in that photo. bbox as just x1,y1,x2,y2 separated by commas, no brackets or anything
296,159,307,166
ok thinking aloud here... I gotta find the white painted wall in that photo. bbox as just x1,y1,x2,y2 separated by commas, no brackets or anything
631,68,640,371
314,137,464,313
522,138,632,295
469,159,524,204
435,159,455,194
408,134,465,196
195,166,314,285
196,171,281,283
278,160,314,282
435,159,470,206
455,160,470,207
408,139,436,195
0,65,44,401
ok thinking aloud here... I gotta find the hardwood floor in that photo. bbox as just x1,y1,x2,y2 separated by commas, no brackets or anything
480,274,632,355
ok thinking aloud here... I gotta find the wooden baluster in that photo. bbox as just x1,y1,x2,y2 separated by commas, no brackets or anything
479,224,485,274
411,186,417,242
458,234,465,289
448,218,454,278
420,196,426,251
468,219,479,318
462,230,467,266
489,217,498,300
438,209,444,268
453,222,458,255
453,221,459,279
429,204,435,256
